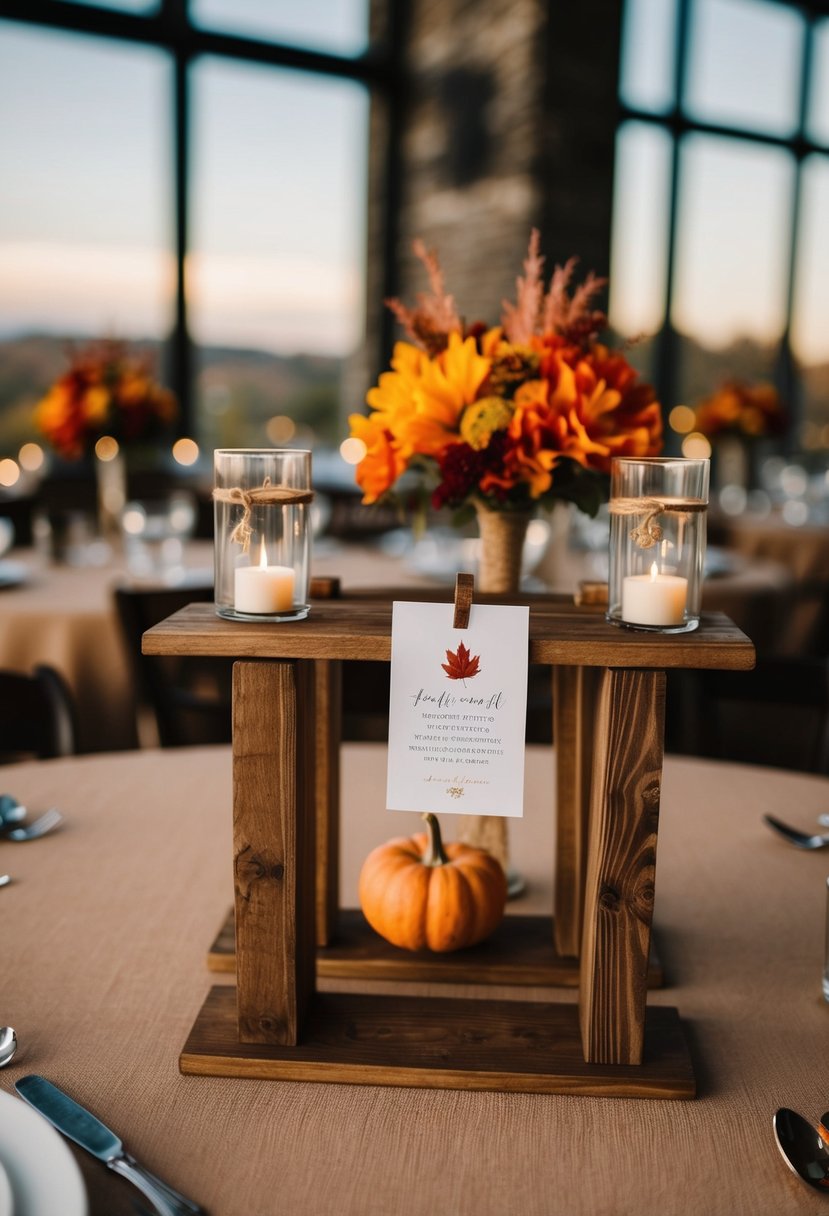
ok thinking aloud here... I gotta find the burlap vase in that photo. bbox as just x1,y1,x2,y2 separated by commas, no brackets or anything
457,502,533,875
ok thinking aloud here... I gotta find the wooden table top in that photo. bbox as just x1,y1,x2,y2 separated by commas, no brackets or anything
143,597,755,670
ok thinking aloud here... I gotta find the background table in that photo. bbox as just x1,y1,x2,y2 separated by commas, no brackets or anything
711,511,829,655
0,543,435,751
1,744,828,1214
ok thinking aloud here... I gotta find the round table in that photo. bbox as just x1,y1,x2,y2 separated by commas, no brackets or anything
1,743,828,1215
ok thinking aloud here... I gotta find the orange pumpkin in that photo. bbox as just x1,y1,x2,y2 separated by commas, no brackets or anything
358,812,507,952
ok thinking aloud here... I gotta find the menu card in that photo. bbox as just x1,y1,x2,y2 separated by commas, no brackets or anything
386,600,529,817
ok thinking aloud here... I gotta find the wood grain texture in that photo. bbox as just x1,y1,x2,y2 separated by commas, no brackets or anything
553,666,601,957
143,600,755,670
314,660,341,947
452,572,474,628
180,986,695,1098
579,667,666,1065
206,906,665,986
232,660,316,1045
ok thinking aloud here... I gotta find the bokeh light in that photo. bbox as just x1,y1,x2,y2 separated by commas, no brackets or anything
18,442,45,472
121,505,147,535
339,437,367,464
668,405,696,434
94,435,120,461
172,437,199,466
782,499,809,526
0,459,20,487
681,432,712,459
266,415,296,444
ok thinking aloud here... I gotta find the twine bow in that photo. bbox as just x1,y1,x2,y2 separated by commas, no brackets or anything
609,496,707,549
212,477,314,553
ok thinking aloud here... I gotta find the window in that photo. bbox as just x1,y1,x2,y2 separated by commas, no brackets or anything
613,0,829,455
0,20,171,452
190,58,368,450
0,1,379,464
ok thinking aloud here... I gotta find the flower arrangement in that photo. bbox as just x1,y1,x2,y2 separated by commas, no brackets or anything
693,380,786,441
35,340,177,461
348,231,663,520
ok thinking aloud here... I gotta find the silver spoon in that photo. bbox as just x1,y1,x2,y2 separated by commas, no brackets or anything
763,814,829,850
774,1107,829,1191
0,876,11,888
0,1028,17,1068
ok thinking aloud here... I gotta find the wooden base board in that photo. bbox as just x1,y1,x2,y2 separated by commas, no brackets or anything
207,908,664,987
180,986,694,1098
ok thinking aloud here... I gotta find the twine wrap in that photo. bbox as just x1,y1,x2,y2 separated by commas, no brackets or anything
212,477,314,553
609,496,707,549
473,501,533,595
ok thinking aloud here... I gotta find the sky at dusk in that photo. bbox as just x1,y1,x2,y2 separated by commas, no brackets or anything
1,0,828,364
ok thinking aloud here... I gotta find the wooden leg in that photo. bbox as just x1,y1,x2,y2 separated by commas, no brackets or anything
314,659,341,947
579,667,665,1065
553,665,600,957
232,659,316,1046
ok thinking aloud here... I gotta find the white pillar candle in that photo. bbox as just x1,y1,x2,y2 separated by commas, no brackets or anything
234,538,295,614
622,561,687,626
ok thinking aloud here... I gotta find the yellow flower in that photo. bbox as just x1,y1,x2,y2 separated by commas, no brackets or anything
459,396,514,450
364,341,429,458
361,333,491,464
409,332,491,450
83,386,110,424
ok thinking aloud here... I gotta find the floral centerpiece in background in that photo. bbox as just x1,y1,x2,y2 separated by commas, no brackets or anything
35,339,177,461
35,339,178,542
693,379,786,442
693,379,786,493
349,230,663,592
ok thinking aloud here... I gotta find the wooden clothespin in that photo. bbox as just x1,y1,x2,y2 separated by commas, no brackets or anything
453,572,474,629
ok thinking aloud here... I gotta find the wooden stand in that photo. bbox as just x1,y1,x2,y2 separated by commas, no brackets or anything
144,596,753,1097
206,907,665,987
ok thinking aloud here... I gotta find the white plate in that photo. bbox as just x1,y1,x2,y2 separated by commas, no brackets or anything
0,1158,12,1216
0,1089,87,1216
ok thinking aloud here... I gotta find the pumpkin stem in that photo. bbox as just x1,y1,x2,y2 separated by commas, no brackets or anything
421,812,449,866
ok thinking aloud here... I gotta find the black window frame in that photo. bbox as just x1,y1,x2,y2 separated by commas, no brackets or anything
0,0,404,440
619,0,829,448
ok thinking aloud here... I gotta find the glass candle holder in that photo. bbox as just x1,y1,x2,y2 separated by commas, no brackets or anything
213,449,312,622
606,457,709,634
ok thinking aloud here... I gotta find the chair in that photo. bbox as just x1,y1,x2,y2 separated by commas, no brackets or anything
0,665,79,762
668,656,829,775
114,583,233,748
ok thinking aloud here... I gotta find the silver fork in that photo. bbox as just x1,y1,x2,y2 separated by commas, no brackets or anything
2,808,63,842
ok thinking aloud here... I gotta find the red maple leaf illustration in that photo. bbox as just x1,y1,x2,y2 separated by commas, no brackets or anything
442,640,481,681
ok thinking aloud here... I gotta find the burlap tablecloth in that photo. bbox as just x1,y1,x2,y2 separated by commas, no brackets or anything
1,744,829,1215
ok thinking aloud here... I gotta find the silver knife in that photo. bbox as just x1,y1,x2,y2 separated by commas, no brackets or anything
14,1075,205,1216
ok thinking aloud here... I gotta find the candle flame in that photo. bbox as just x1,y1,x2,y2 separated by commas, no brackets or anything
649,561,658,581
258,537,267,569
